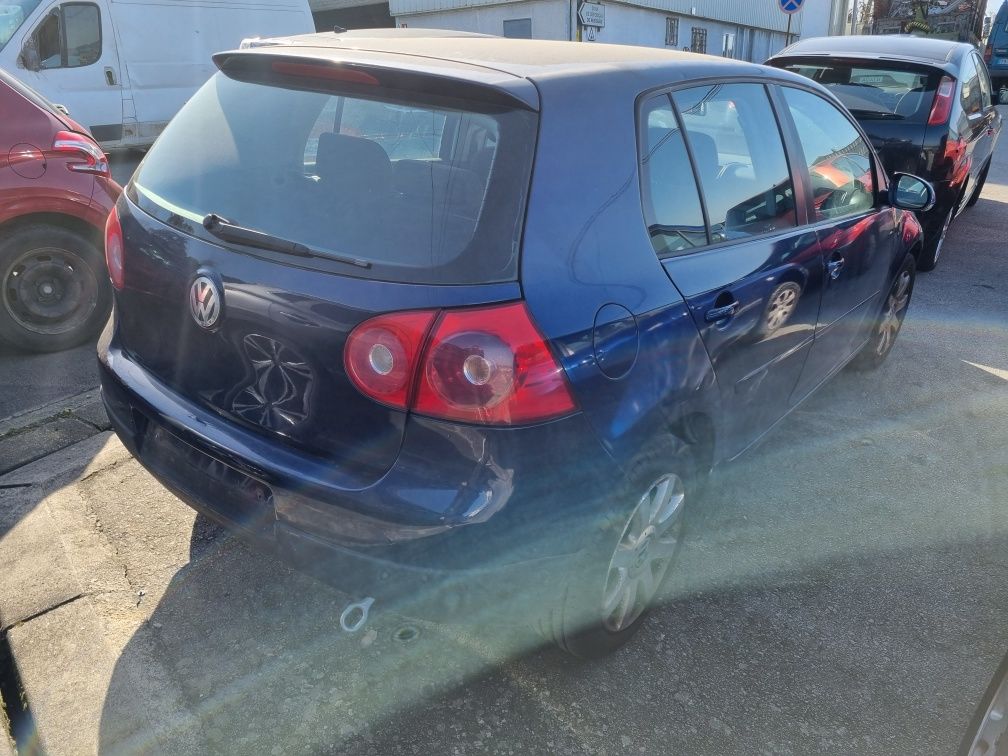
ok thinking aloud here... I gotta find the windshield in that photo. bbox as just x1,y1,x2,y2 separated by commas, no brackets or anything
777,60,940,122
0,0,43,50
132,73,537,285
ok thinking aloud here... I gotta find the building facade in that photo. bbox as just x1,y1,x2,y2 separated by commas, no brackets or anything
312,0,842,62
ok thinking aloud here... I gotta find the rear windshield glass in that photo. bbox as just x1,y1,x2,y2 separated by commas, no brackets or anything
776,60,939,123
132,72,537,284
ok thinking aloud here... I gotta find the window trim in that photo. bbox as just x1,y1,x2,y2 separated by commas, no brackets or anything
635,77,812,260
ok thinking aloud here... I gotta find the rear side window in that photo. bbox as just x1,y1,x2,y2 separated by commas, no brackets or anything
775,59,939,123
672,83,797,244
781,87,876,222
639,96,707,256
132,72,537,285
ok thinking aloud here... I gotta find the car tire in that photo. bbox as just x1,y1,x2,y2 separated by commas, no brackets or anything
966,161,990,209
917,203,955,272
0,224,112,353
849,253,915,372
537,433,704,658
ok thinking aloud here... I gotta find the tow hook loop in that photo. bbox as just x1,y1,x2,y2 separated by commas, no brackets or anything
339,597,375,633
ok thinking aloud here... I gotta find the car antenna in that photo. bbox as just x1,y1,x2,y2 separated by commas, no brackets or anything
334,25,347,33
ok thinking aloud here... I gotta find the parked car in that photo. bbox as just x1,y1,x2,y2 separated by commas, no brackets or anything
768,35,1002,272
99,31,933,657
985,1,1008,102
0,0,313,150
0,68,120,352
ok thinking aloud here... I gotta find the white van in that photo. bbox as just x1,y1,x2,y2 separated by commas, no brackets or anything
0,0,314,148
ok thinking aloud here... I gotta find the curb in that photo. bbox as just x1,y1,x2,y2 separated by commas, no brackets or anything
0,389,110,478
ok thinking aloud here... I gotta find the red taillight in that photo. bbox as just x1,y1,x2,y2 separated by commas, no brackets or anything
271,61,379,86
344,310,436,410
344,302,577,426
52,130,109,176
928,76,956,126
415,303,577,425
105,206,124,290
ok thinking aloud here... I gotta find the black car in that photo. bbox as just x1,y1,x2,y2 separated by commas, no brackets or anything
768,35,1002,271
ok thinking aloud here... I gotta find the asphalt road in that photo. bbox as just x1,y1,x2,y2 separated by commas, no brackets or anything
0,152,140,421
1,123,1007,756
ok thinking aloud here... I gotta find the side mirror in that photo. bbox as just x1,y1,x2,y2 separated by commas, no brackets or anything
19,39,41,72
890,173,936,213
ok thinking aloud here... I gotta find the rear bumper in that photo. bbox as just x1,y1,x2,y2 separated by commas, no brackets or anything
98,327,626,620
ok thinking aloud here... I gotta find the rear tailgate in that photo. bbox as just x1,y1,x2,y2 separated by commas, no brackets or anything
115,50,538,484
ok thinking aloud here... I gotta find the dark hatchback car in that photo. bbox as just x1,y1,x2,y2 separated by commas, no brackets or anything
768,35,1002,272
100,32,934,657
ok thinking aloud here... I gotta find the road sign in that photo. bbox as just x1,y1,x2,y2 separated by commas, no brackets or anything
578,2,605,28
779,0,803,14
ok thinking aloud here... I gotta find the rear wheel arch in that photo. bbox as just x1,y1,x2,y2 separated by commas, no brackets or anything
0,212,103,252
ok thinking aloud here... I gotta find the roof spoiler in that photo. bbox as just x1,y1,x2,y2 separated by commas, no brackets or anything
212,50,539,112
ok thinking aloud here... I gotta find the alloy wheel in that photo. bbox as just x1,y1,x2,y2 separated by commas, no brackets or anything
765,285,799,333
875,269,912,357
602,473,685,633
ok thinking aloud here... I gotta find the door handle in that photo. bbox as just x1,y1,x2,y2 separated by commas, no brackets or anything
705,301,739,323
104,67,116,86
827,256,845,280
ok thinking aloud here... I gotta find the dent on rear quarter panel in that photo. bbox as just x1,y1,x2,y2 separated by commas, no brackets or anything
519,71,721,472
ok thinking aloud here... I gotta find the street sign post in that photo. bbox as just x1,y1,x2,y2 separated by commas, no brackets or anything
778,0,803,45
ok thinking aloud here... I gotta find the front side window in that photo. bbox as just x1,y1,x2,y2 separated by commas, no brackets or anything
782,86,876,222
639,95,707,256
960,54,982,115
24,2,100,69
672,83,797,243
974,54,992,110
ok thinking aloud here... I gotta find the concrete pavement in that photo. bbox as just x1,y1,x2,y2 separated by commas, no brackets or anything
0,123,1006,754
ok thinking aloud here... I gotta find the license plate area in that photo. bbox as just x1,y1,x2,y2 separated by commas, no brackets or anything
141,422,276,535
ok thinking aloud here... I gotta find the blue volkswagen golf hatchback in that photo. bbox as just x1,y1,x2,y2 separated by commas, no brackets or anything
99,31,934,657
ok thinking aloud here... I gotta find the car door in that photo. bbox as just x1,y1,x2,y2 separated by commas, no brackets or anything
956,53,991,205
16,0,123,143
777,85,899,402
643,83,824,458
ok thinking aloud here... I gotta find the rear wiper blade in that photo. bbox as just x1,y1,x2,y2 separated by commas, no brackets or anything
202,214,371,269
847,109,904,120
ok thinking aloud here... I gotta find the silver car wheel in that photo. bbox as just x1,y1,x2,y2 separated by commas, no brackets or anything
876,269,912,357
601,473,685,633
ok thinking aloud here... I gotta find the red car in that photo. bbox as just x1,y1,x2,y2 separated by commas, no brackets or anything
0,69,121,352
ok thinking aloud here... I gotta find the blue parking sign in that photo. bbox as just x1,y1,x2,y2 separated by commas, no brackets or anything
780,0,803,13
